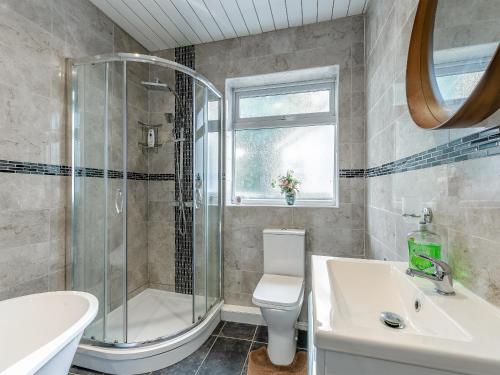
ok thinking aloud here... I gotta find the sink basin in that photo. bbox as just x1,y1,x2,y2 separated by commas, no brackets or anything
328,258,469,341
311,256,500,375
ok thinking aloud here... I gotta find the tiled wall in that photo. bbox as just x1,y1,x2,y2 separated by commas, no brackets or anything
0,0,146,300
0,0,202,301
148,46,219,298
6,0,497,316
194,16,366,312
434,0,500,52
146,49,177,293
125,61,150,298
365,0,500,307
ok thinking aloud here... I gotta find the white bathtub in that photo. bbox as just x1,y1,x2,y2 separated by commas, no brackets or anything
0,291,98,375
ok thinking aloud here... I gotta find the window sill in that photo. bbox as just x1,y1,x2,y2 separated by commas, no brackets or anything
226,202,339,208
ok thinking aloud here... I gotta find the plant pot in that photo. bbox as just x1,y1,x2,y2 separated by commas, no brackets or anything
285,192,296,206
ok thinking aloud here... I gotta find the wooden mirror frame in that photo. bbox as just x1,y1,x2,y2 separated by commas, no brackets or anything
406,0,500,129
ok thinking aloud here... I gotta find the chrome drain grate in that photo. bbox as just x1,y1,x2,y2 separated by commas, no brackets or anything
380,311,405,329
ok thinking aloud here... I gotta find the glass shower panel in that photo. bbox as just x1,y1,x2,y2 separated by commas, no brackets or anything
72,61,126,343
72,62,106,341
193,82,207,320
206,91,221,309
105,61,127,343
124,62,150,342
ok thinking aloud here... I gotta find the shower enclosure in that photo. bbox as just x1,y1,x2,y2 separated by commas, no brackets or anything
68,53,222,374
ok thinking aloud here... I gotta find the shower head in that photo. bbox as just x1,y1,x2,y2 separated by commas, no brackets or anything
142,78,188,123
141,80,171,92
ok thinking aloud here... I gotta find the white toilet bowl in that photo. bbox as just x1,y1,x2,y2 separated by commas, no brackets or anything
253,273,304,365
253,229,305,366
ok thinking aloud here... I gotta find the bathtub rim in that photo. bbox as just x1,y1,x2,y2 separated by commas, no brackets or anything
1,291,98,375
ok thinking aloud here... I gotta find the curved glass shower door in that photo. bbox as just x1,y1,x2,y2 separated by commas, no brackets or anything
193,83,221,321
206,89,222,310
70,54,222,348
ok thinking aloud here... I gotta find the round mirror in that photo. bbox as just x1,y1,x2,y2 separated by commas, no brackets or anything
406,0,500,129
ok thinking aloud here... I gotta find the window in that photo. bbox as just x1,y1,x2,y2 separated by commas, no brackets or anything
227,76,338,206
436,71,483,103
434,42,496,110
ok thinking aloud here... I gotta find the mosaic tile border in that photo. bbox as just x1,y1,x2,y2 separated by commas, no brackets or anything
0,159,366,180
174,45,195,295
141,173,175,181
339,169,365,178
366,125,500,177
0,159,72,176
2,126,499,181
0,160,174,180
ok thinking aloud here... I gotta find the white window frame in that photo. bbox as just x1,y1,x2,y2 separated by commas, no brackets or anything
233,79,336,129
227,75,339,207
433,42,496,106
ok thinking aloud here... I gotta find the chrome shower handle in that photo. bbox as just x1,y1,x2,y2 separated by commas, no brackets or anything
195,173,203,209
115,188,123,215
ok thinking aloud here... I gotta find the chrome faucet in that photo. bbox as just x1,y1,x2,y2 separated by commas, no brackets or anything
406,253,455,295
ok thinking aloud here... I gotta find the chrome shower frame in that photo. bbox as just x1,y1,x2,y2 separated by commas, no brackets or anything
73,53,220,94
67,53,224,350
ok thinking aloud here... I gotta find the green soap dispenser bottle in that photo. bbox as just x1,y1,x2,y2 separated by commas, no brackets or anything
407,208,442,272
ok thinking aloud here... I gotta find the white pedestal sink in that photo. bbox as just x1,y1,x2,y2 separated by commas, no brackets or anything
309,256,500,375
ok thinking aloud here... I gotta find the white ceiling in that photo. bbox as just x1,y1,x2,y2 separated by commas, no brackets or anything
90,0,368,51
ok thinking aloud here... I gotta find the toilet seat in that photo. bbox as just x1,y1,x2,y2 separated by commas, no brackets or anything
252,274,304,311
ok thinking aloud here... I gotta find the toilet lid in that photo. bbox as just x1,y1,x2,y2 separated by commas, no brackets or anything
252,274,304,309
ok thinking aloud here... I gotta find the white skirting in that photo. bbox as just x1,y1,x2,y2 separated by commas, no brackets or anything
221,303,308,330
221,304,265,325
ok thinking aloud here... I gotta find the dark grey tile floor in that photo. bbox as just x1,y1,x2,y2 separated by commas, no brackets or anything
69,321,307,375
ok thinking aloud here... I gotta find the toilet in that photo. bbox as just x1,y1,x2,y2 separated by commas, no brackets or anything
252,228,305,366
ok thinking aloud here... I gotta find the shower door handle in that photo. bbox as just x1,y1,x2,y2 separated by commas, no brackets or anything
194,173,203,209
195,188,203,209
115,188,123,215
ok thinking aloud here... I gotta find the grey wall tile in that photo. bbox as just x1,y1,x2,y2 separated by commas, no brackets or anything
150,17,367,314
0,0,148,301
0,242,49,289
365,0,500,308
0,210,50,248
0,275,48,301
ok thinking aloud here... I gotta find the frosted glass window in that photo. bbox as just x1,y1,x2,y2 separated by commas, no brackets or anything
234,125,335,201
207,132,219,200
230,77,338,206
239,90,330,118
436,71,482,102
208,100,219,121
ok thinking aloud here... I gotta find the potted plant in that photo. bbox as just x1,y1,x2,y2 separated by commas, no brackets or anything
272,170,300,206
